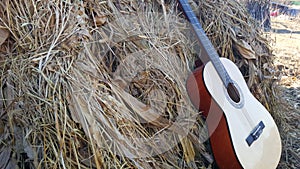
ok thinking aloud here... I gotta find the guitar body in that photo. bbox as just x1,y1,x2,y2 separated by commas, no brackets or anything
186,58,282,169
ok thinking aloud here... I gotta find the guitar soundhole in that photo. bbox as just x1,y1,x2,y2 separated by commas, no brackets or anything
227,83,240,103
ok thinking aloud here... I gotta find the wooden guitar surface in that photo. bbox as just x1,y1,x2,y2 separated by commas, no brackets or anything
186,58,282,169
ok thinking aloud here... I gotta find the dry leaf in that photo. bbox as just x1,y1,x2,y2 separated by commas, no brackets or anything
4,159,18,169
95,15,107,27
23,140,35,160
0,120,4,136
234,39,256,60
0,28,9,46
0,147,11,169
180,137,196,164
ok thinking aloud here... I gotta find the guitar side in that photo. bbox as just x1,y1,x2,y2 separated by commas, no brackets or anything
186,58,281,169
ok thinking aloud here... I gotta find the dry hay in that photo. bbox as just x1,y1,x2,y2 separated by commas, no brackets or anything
0,0,280,168
268,16,300,169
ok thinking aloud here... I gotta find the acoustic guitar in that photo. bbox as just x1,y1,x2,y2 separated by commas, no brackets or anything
178,0,282,168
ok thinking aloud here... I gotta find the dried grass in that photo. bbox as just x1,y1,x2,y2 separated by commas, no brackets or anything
0,0,281,168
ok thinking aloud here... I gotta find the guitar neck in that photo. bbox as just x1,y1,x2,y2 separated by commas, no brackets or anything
178,0,232,86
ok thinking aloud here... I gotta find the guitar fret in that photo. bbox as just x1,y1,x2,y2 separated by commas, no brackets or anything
179,0,232,86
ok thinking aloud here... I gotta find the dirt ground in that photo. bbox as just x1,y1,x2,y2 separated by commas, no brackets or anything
269,16,300,169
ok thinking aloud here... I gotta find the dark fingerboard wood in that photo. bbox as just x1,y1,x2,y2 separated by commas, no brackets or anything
178,0,232,86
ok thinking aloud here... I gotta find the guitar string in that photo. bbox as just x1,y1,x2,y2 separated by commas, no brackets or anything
179,0,256,128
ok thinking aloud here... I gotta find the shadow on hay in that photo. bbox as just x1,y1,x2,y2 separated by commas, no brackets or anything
272,28,300,34
274,84,300,169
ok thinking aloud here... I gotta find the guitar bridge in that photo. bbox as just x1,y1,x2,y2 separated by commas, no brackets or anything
246,121,265,146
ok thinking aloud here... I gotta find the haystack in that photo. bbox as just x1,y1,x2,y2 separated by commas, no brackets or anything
0,0,279,168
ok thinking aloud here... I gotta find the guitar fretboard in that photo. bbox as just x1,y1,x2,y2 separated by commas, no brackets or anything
178,0,232,86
